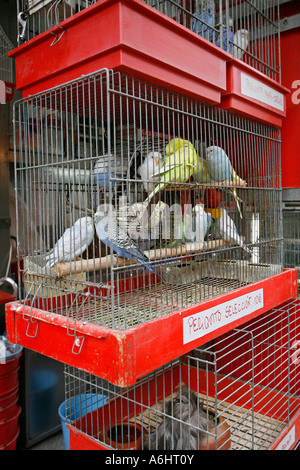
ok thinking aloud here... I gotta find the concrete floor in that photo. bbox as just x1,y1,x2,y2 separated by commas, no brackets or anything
30,431,66,450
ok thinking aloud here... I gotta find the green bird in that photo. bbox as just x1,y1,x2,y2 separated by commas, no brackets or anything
144,138,199,206
193,154,213,184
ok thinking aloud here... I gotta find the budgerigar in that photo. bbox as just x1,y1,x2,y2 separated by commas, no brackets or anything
193,153,212,185
44,216,94,268
191,6,214,41
193,204,212,244
94,211,159,275
206,145,246,218
216,16,234,53
214,208,251,255
137,151,163,193
92,154,120,190
233,29,249,60
144,138,199,206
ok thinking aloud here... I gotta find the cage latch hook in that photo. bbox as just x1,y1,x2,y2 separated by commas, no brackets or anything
47,0,66,47
72,335,85,355
17,12,28,45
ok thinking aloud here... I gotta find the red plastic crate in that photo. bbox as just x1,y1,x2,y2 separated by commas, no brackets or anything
220,58,290,128
8,0,230,103
5,268,297,387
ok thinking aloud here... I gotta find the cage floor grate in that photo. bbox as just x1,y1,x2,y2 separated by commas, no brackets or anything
134,392,286,450
50,277,245,330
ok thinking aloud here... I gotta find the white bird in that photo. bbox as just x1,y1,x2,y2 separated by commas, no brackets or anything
44,216,94,268
214,208,251,255
233,29,249,60
64,0,93,13
193,204,212,244
137,152,163,193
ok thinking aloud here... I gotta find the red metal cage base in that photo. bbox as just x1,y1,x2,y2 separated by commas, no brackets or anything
5,268,297,387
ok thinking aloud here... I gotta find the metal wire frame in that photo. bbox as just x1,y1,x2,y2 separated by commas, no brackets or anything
0,25,15,83
63,298,300,450
16,0,96,44
144,0,281,82
13,68,283,331
283,208,300,279
16,0,281,82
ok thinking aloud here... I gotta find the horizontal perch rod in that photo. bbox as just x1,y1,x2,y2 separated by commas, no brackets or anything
54,239,228,277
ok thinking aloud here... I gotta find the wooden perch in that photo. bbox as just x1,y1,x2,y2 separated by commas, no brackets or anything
54,239,229,277
158,180,247,191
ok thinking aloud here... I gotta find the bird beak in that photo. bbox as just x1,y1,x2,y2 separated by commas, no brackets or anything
155,159,159,164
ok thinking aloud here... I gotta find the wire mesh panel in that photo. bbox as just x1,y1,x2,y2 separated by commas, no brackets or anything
64,299,300,450
14,68,282,332
16,0,96,44
283,209,300,278
144,0,281,81
0,25,14,83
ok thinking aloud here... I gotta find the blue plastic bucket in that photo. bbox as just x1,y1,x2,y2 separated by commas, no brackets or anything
58,393,108,450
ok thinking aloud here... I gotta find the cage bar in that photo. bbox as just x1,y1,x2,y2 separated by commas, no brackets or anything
0,24,15,103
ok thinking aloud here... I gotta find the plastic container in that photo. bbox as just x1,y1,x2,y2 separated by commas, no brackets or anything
103,421,145,450
0,429,19,450
0,396,19,421
0,405,21,447
0,368,20,396
0,384,18,407
58,393,108,450
0,336,23,375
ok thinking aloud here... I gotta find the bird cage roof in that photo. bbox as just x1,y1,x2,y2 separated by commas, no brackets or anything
0,24,15,83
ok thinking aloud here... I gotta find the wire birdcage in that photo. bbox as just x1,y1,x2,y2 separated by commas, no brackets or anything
283,208,300,279
144,0,281,81
13,68,282,332
63,298,300,450
0,24,14,83
16,0,280,82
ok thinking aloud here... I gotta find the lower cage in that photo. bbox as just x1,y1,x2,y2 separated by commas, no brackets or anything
65,299,300,450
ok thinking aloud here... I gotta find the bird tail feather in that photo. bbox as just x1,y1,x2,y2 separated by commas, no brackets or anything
231,188,243,219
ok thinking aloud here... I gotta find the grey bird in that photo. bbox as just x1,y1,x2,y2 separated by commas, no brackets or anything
144,387,211,450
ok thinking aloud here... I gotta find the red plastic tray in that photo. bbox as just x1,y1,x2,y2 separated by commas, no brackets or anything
5,268,297,387
221,58,289,128
8,0,229,102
